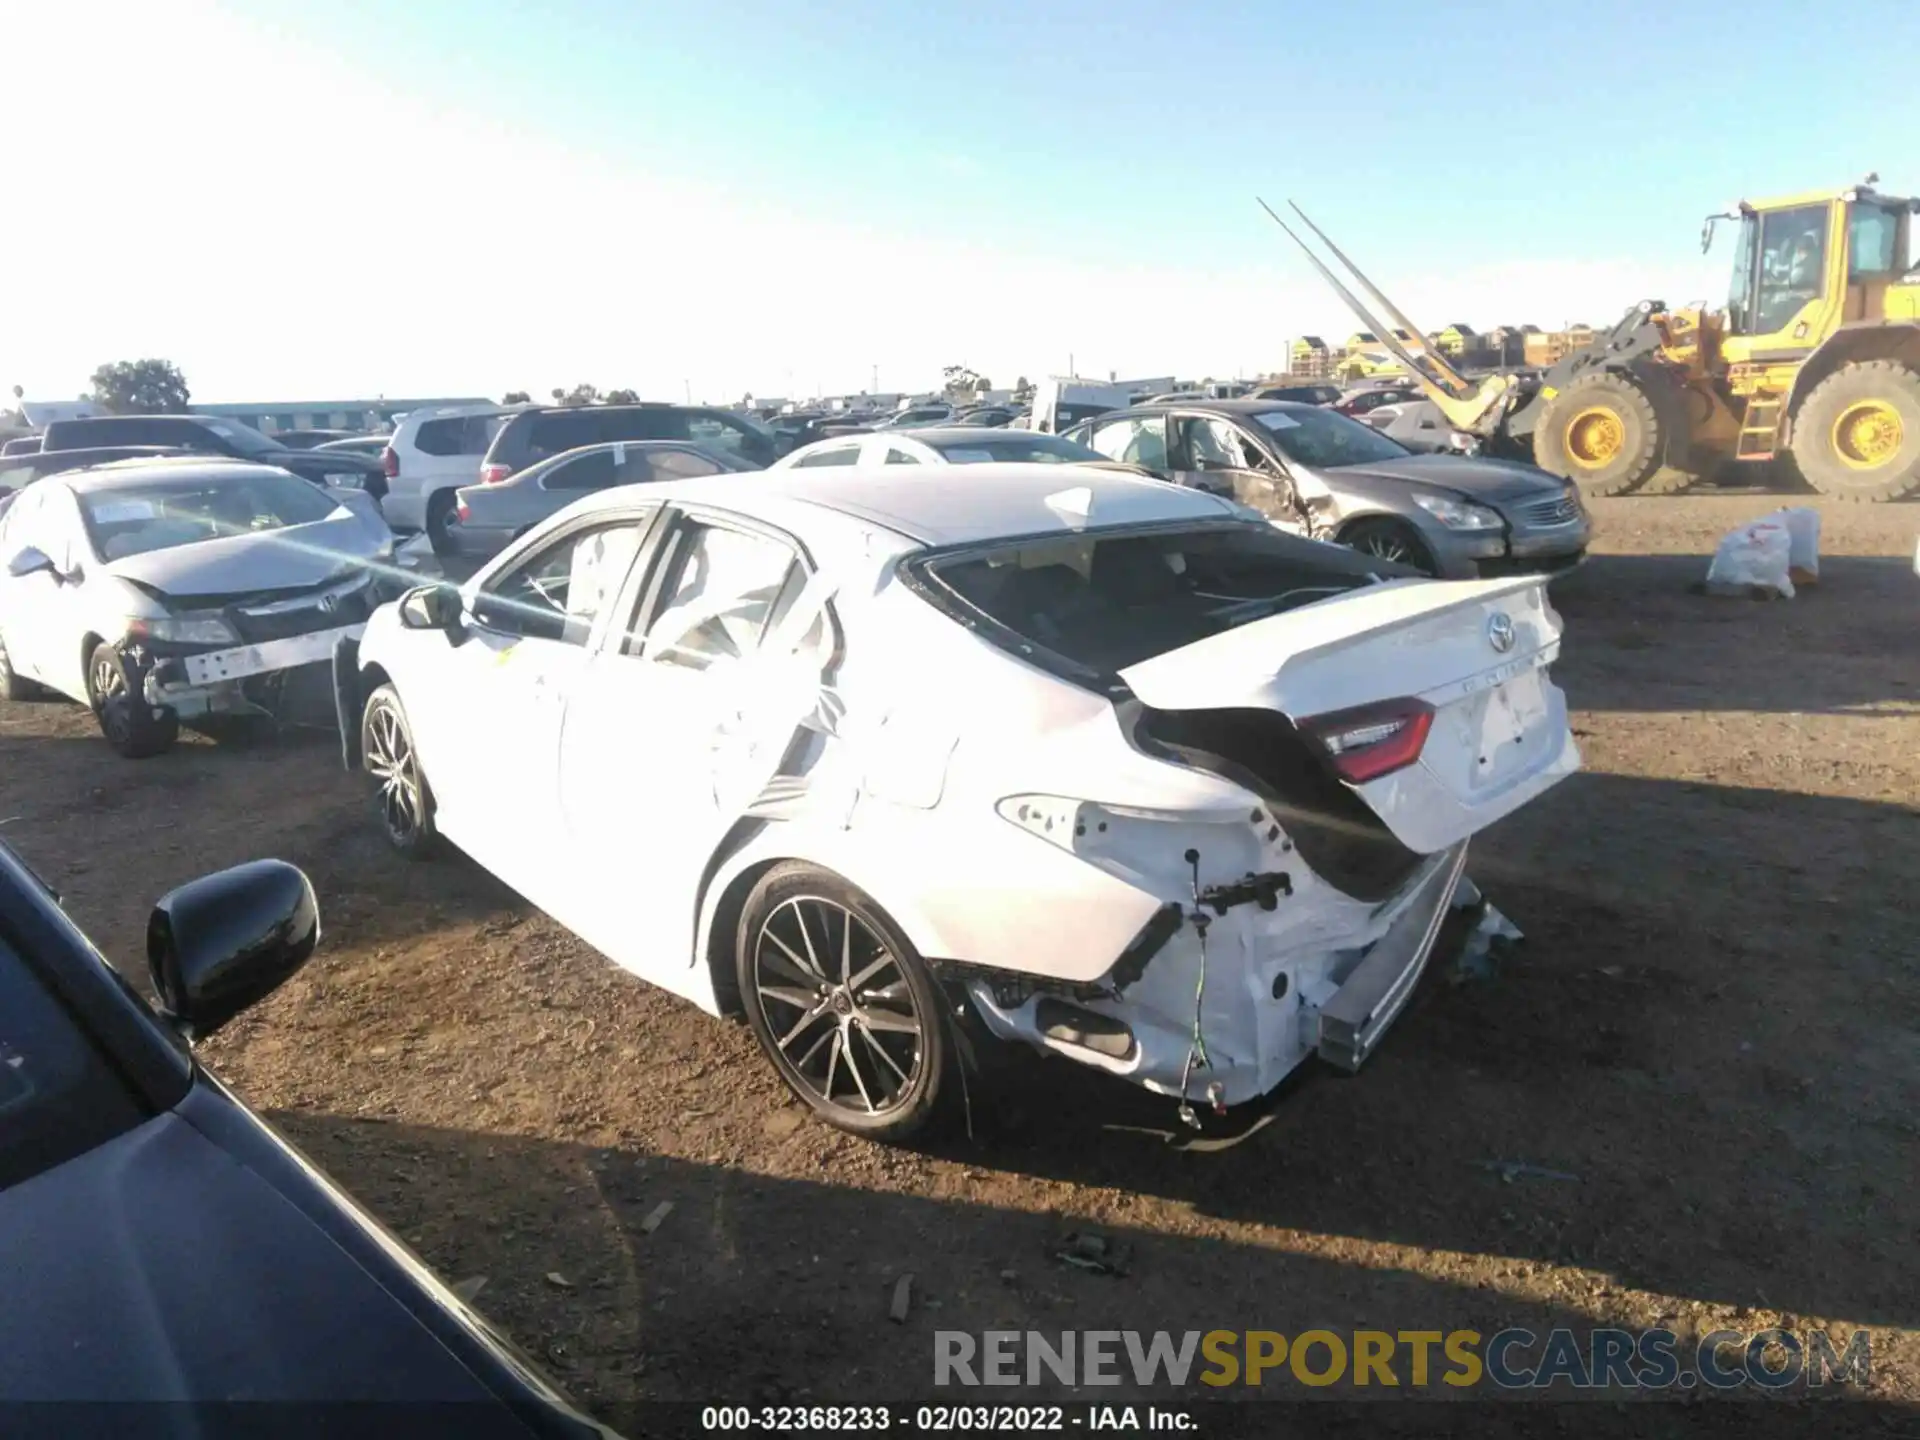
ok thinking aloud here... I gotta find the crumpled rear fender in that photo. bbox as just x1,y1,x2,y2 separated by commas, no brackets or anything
695,800,1169,998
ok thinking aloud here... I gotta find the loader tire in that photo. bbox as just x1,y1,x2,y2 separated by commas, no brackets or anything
1533,372,1664,497
1790,360,1920,502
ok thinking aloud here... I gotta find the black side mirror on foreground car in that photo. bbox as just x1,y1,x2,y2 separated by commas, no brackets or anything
398,582,465,638
147,861,319,1041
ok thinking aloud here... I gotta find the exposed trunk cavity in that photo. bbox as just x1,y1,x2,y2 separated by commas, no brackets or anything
1121,700,1422,902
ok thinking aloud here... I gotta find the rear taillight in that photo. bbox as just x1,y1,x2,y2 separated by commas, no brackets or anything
456,497,470,522
381,445,398,479
480,463,511,485
1301,699,1434,785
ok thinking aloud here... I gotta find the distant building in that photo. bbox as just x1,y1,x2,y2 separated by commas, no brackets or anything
1432,323,1478,357
1290,337,1334,378
193,397,490,436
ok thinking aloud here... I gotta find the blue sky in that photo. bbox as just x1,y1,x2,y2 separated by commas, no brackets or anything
8,0,1918,405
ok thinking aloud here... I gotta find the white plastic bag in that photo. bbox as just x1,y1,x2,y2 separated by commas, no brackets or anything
1774,506,1821,583
1706,518,1795,598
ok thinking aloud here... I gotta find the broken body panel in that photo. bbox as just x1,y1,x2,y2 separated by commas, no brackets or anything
359,475,1578,1115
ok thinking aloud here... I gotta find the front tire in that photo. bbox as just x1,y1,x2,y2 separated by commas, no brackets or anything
736,863,952,1141
361,683,439,857
1342,517,1438,576
1791,360,1920,502
86,642,178,758
1533,371,1665,497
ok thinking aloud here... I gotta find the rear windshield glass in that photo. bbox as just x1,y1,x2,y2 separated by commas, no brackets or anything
0,932,147,1192
914,520,1394,683
923,434,1106,465
78,473,344,560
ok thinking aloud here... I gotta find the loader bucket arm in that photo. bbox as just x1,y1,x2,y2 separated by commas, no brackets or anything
1258,198,1518,436
1285,202,1475,396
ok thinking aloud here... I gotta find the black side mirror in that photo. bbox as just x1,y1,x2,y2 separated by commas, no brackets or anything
6,546,56,580
399,582,464,637
147,860,319,1040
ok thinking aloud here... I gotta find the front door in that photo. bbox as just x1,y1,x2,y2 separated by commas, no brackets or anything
1724,202,1840,361
0,485,93,698
1168,413,1312,535
408,515,655,890
552,509,833,993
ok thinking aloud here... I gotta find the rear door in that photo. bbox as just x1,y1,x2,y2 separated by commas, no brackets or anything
551,508,833,987
1118,575,1579,855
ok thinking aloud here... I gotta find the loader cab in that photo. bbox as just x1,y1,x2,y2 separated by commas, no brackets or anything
1720,189,1915,358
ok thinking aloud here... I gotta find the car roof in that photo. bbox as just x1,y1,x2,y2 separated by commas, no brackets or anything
890,426,1080,447
567,461,1238,547
1078,399,1322,429
59,458,299,492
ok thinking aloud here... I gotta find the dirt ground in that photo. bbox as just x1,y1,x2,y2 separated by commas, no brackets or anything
4,486,1918,1427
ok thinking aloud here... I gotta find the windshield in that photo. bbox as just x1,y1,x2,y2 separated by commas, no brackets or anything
916,520,1391,684
1254,407,1411,468
925,434,1106,464
0,930,147,1193
196,420,284,457
78,473,345,560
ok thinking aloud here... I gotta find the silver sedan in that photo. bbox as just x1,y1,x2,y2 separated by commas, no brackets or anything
445,440,755,562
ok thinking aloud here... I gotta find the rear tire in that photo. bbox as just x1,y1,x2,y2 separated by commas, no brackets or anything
86,642,178,758
1790,360,1920,502
1341,518,1438,577
736,863,952,1142
361,683,439,857
425,491,458,556
1533,371,1664,497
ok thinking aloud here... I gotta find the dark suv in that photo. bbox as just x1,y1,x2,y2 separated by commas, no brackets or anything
478,404,779,484
39,415,388,500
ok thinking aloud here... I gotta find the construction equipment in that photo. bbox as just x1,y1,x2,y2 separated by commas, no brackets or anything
1263,177,1920,501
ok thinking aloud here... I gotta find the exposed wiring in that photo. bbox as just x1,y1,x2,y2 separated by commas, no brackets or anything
1176,848,1212,1130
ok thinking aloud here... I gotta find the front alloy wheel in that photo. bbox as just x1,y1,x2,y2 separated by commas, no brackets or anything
361,683,438,857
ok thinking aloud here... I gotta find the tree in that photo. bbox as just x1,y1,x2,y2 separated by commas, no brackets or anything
559,383,600,407
502,390,531,405
603,388,639,405
89,358,190,415
941,364,986,401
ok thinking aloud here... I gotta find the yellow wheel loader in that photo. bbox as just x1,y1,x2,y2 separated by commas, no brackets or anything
1264,177,1920,501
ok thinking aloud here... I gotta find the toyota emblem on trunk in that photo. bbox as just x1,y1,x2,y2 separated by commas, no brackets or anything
319,594,339,613
1487,612,1516,653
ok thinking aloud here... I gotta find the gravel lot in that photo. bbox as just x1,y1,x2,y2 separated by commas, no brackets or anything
4,487,1917,1425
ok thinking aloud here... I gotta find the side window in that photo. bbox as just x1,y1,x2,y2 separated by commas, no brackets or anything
792,445,859,469
637,522,798,672
527,414,593,462
646,448,725,481
469,414,509,453
470,519,649,645
1849,206,1902,280
543,450,619,491
884,448,921,465
687,413,771,465
414,418,468,457
1086,417,1167,471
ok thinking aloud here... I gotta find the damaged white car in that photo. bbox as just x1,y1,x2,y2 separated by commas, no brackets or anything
339,463,1578,1139
0,458,392,756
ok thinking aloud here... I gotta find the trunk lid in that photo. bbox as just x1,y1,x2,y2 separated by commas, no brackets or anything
1118,575,1579,854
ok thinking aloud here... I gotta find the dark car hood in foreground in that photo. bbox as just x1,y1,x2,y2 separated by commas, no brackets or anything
1327,452,1568,502
104,513,385,597
0,1112,503,1401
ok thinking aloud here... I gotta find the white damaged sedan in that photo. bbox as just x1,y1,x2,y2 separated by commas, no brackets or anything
340,463,1578,1138
0,458,392,757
